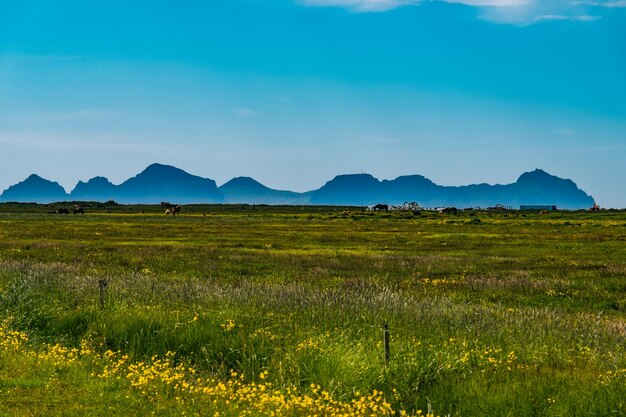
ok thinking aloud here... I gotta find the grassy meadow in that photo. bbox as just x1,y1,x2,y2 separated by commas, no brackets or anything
0,204,625,416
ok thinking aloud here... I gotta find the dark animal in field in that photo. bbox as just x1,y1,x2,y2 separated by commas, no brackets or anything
441,207,458,215
73,206,84,215
161,202,182,215
57,208,69,215
97,203,106,209
373,204,389,211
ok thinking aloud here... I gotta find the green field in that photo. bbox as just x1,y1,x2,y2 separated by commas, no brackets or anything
1,204,625,416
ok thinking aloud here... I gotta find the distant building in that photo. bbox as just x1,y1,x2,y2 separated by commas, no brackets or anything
520,205,557,211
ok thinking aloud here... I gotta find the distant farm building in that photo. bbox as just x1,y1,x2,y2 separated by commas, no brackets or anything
520,205,557,211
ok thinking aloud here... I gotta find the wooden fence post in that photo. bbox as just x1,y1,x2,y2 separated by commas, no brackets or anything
384,323,390,364
99,279,108,309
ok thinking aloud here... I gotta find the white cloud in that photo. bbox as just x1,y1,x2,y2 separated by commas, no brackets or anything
298,0,616,24
533,13,600,20
571,0,626,7
299,0,418,12
300,0,533,11
300,0,533,10
444,0,532,6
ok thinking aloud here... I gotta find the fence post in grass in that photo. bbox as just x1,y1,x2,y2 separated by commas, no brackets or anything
99,279,108,309
384,323,390,364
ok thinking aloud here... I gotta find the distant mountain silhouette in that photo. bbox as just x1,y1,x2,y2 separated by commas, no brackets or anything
71,176,118,202
0,174,69,203
113,164,223,204
0,165,595,209
219,177,311,205
310,169,594,209
310,174,382,206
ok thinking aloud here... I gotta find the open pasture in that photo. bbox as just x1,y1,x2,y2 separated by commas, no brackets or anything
0,205,625,416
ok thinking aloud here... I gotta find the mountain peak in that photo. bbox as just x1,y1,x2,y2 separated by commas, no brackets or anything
512,169,593,208
219,176,309,204
117,164,223,204
71,176,117,200
140,163,187,176
312,173,383,205
221,177,267,190
0,174,68,203
517,169,555,183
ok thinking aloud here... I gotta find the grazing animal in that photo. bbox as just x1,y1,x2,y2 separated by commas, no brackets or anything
441,207,458,215
57,208,69,215
73,206,84,215
161,202,182,215
373,204,389,211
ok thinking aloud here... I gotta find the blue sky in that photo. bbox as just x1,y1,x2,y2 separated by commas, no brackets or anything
1,0,625,206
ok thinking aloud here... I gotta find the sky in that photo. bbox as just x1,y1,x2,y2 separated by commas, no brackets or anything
1,0,625,206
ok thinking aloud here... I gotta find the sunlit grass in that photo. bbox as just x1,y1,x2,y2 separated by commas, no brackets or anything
0,206,625,415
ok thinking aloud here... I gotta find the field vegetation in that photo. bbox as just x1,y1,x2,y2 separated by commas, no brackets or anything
0,203,625,416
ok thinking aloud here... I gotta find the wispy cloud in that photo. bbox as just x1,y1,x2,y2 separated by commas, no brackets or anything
232,107,257,118
300,0,533,11
298,0,615,24
571,0,626,7
444,0,531,5
0,133,147,151
556,128,577,135
300,0,532,10
533,13,600,21
299,0,418,12
20,110,113,122
0,53,81,64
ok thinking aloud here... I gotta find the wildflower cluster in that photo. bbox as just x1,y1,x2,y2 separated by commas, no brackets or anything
97,353,429,416
1,322,434,416
403,337,520,374
599,367,626,385
251,327,278,341
220,319,237,332
458,347,517,371
33,343,80,367
0,321,28,352
296,332,331,352
420,277,459,286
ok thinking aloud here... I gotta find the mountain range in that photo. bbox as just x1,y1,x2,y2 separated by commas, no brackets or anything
0,163,595,209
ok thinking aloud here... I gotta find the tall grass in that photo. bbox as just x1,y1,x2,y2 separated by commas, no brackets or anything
0,208,625,415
